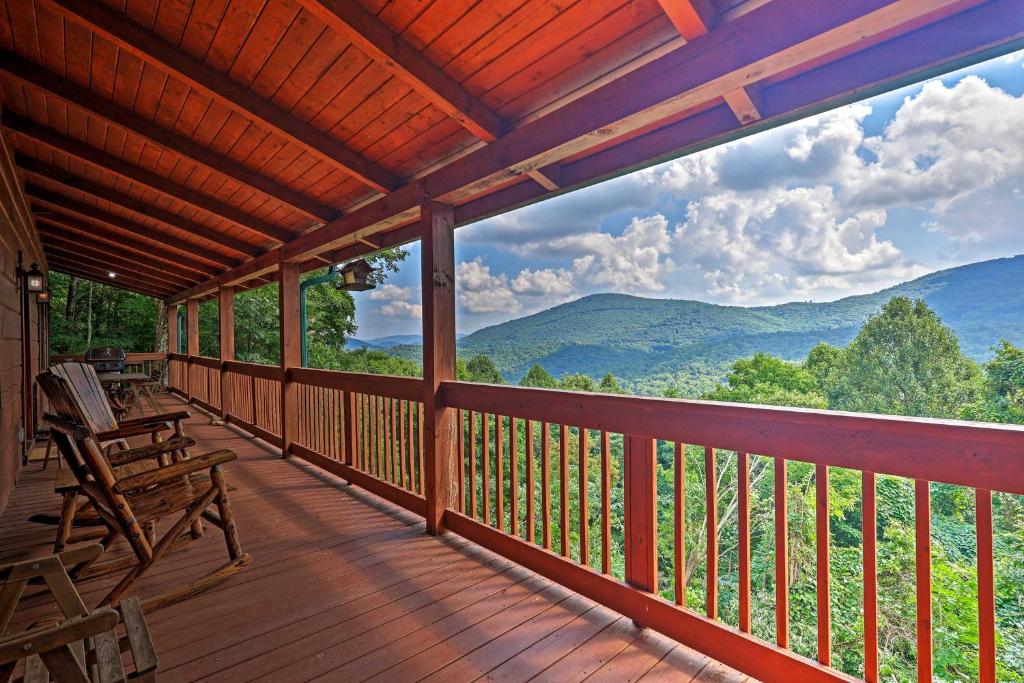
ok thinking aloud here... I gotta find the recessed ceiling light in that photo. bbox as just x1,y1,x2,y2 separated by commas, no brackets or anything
108,272,117,278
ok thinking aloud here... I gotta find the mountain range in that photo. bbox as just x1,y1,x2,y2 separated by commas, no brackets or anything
387,255,1024,394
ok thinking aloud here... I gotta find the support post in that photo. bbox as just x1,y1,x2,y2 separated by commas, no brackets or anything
624,435,657,595
219,286,234,418
166,304,179,355
186,298,199,401
421,201,456,535
279,261,301,457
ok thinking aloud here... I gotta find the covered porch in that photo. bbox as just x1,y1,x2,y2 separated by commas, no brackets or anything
2,394,745,682
2,0,1024,681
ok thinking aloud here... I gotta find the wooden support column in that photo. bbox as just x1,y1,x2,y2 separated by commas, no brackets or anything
421,200,456,535
279,261,301,458
166,303,179,354
624,435,657,596
186,298,199,401
219,287,234,418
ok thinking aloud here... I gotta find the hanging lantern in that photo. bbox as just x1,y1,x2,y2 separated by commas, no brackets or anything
36,290,50,303
24,263,44,292
337,258,376,291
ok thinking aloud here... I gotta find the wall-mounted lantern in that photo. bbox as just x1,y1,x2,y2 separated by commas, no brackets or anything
337,258,376,291
36,290,50,304
24,262,44,292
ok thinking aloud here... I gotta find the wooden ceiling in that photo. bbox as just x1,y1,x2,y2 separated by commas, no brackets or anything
2,0,1022,300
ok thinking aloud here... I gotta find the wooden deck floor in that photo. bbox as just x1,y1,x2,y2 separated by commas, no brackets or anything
1,395,752,682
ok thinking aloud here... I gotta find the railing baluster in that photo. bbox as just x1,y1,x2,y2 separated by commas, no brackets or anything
915,479,932,683
976,487,996,683
398,400,407,489
457,409,465,512
579,427,589,567
496,415,505,532
816,463,831,664
375,395,384,477
417,402,424,495
542,421,551,550
343,390,354,466
469,411,477,519
560,424,570,557
510,417,519,537
526,420,535,544
776,457,789,648
738,451,750,631
602,431,611,575
675,442,686,606
705,446,718,619
863,470,878,683
483,413,491,526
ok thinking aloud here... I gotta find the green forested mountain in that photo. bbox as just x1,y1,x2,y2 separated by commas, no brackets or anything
416,255,1024,394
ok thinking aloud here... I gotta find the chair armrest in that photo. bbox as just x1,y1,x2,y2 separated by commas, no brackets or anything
118,410,191,428
107,436,196,467
114,450,236,493
0,608,119,665
95,423,171,441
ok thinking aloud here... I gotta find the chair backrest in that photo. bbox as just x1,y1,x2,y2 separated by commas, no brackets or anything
37,372,99,493
50,362,120,435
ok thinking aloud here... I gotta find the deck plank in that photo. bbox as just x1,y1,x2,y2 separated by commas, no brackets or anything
0,394,754,682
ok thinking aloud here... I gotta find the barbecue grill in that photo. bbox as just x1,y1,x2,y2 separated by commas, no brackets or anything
85,346,126,373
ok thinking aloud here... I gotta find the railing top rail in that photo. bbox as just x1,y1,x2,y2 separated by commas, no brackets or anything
52,352,169,362
288,366,422,402
440,381,1024,495
189,355,221,369
222,359,285,381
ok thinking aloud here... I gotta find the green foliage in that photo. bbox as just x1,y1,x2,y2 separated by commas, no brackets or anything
464,354,504,384
598,372,629,395
702,352,826,408
48,271,161,353
828,297,982,417
962,340,1024,424
558,373,597,392
519,364,557,388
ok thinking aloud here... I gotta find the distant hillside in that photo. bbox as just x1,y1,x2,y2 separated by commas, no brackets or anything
390,255,1024,395
348,333,465,350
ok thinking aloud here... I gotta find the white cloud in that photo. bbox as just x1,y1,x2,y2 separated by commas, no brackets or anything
456,258,520,314
368,284,421,319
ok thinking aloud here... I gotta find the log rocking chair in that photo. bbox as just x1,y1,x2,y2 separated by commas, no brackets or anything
36,372,251,613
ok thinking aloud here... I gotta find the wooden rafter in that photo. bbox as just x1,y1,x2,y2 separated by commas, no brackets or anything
655,0,720,40
47,259,174,298
299,0,508,142
0,52,339,225
32,211,219,278
26,185,235,270
45,252,178,294
39,232,201,288
16,155,262,258
42,0,401,195
169,0,997,302
654,0,762,124
6,113,294,244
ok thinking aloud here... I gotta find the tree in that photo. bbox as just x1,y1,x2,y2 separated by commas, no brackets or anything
598,372,629,394
520,364,557,389
828,297,982,417
804,341,842,394
962,339,1024,423
702,352,826,409
559,373,597,392
465,354,504,384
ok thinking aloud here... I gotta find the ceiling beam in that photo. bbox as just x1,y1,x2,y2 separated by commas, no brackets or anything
169,0,1011,302
45,248,180,293
17,155,262,258
653,0,762,125
0,52,338,225
42,0,401,194
39,232,201,287
6,113,294,244
655,0,720,40
299,0,508,142
47,259,174,298
26,185,233,270
33,212,219,278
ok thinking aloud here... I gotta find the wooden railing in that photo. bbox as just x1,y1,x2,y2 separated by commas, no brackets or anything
164,355,1024,683
51,352,167,378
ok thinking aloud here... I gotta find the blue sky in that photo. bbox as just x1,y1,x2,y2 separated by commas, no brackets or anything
352,49,1024,339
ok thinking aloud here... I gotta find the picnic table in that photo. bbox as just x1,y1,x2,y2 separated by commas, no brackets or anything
97,371,160,416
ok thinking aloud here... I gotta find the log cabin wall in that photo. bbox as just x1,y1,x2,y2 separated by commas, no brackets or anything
0,120,43,515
